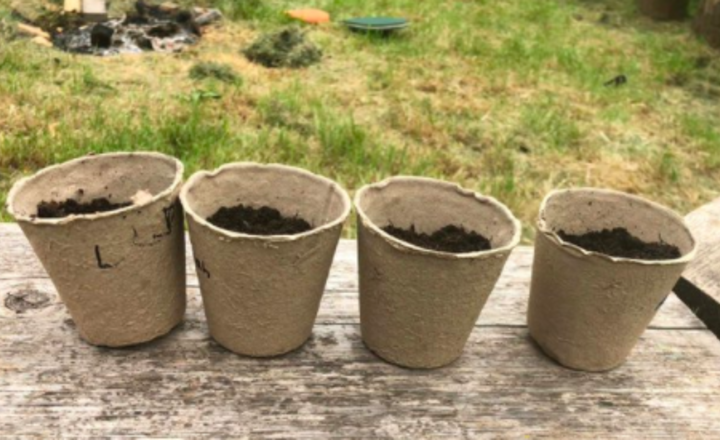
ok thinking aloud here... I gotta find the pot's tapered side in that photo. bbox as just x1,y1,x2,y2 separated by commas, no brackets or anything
187,216,342,356
529,231,689,371
527,188,696,372
7,153,187,347
355,177,521,369
358,221,514,369
181,163,351,357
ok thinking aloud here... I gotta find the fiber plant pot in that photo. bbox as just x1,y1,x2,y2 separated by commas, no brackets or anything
355,177,522,369
6,153,186,347
528,188,697,372
180,163,351,357
638,0,689,20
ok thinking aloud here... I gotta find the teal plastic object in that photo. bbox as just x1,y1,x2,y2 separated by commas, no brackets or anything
343,17,410,32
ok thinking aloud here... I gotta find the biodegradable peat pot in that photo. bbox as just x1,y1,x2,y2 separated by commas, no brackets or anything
638,0,689,20
180,163,351,357
528,188,697,372
355,177,522,369
6,153,186,347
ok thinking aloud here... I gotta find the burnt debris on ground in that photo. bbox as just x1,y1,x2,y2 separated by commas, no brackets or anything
19,1,222,56
382,224,493,254
557,227,682,260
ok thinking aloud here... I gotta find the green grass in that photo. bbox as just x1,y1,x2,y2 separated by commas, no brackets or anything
189,61,242,84
1,0,719,240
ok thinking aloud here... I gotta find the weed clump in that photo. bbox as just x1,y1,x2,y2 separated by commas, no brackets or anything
189,61,241,84
0,18,16,40
243,26,322,68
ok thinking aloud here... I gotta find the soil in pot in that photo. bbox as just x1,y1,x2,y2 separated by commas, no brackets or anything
382,224,492,254
37,197,132,218
208,204,313,235
558,227,681,260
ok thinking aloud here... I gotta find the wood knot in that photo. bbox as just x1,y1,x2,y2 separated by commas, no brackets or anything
4,289,51,314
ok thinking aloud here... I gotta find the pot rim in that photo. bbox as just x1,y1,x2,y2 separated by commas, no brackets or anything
537,187,697,265
6,152,185,225
355,176,522,259
180,162,352,242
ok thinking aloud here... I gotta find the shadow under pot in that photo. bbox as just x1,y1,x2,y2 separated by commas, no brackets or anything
528,188,697,372
180,163,352,357
6,152,187,347
355,177,522,369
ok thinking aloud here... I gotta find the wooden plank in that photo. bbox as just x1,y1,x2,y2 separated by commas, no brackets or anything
677,198,720,337
1,223,719,437
1,306,719,437
0,225,704,329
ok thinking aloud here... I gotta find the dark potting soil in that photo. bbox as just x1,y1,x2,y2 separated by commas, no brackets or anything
37,198,132,218
207,205,313,235
382,224,492,254
558,227,681,260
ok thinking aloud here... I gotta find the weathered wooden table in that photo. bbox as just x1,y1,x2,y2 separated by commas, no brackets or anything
1,221,719,438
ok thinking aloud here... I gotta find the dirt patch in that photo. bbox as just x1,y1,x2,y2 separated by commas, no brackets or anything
37,198,131,218
558,227,681,260
207,204,313,235
382,224,492,254
638,0,689,21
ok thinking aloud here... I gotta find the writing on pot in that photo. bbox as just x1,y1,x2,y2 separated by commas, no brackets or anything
195,258,211,278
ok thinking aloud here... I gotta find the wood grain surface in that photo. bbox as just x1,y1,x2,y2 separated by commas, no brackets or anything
1,224,718,438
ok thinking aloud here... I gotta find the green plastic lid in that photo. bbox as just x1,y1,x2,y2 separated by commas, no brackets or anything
343,17,410,31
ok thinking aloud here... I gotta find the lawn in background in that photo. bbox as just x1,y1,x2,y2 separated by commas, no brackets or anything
1,0,719,240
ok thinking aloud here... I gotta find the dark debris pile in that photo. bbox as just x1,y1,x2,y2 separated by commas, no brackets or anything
243,26,322,69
